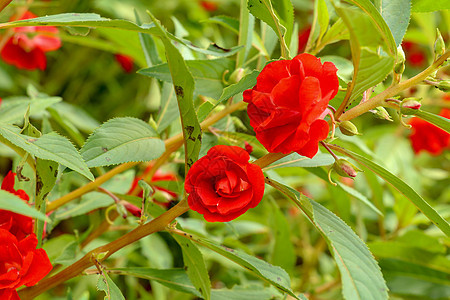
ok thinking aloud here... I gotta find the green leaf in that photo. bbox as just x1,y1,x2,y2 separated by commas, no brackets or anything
403,108,450,133
271,0,295,46
135,11,161,67
411,0,450,12
0,190,48,221
344,0,397,55
266,179,389,300
97,272,125,300
55,192,113,221
172,234,211,300
248,0,290,58
155,82,179,134
316,0,330,43
330,145,450,237
0,97,61,125
204,16,239,34
80,117,165,168
35,159,58,246
0,124,94,181
378,0,411,46
336,5,395,104
217,70,259,103
110,268,201,297
263,153,334,170
139,59,234,99
52,102,100,133
269,201,296,273
147,12,202,171
183,233,299,299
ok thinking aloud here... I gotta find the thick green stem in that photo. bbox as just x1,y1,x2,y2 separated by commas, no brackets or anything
339,49,450,122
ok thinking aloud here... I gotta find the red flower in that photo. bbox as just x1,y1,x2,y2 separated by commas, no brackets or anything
0,230,52,299
402,41,427,68
0,11,61,70
185,145,265,222
0,172,33,241
200,1,218,12
409,109,450,155
243,53,339,158
297,26,311,53
115,54,134,73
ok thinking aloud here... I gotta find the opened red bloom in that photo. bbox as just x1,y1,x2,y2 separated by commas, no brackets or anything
0,230,52,299
185,145,265,222
1,11,61,70
0,172,33,241
244,53,339,158
409,109,450,155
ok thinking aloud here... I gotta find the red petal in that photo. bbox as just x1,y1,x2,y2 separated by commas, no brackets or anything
207,145,250,166
296,119,329,158
255,60,292,93
271,75,301,110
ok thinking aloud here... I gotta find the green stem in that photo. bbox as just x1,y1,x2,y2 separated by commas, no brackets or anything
339,48,450,121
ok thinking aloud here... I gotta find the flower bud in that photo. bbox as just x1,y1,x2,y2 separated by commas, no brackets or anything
339,121,360,136
437,80,450,92
333,159,360,178
228,68,246,84
394,45,406,74
400,97,422,114
370,106,393,121
434,29,445,57
244,141,253,154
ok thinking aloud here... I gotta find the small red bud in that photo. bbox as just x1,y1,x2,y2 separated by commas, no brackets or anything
244,142,253,154
123,202,142,218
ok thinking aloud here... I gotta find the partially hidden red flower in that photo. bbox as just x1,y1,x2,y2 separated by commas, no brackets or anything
115,54,134,73
185,145,265,222
200,1,218,12
0,230,52,299
297,26,311,53
409,108,450,155
126,167,179,214
0,11,61,71
402,41,427,68
243,53,339,158
0,172,33,241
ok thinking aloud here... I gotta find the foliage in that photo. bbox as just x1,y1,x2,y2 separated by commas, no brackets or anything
0,1,449,300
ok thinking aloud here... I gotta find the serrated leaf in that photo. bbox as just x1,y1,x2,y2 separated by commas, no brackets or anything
267,179,389,300
97,272,125,300
0,190,48,221
184,234,299,299
378,0,411,46
172,234,211,300
139,59,234,99
403,109,450,133
248,0,290,58
329,145,450,237
0,97,61,125
147,12,202,172
0,124,94,181
80,117,165,168
271,0,294,47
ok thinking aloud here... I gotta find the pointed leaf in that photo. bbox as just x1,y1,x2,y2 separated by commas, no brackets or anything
266,179,389,300
0,124,94,181
0,190,48,221
80,117,165,168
